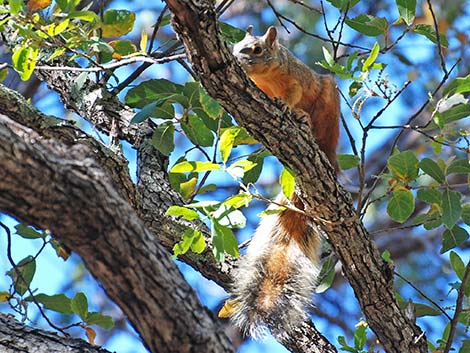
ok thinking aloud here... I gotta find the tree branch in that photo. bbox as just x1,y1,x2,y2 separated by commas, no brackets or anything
163,1,428,352
0,313,112,353
0,114,233,353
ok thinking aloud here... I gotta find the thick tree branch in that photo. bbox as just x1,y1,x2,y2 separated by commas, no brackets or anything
0,114,233,353
0,314,111,353
163,1,427,352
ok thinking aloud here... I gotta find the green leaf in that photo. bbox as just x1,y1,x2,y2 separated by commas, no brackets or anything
418,158,445,183
362,42,380,72
417,188,441,204
396,0,416,25
166,205,199,221
443,75,470,97
381,250,393,263
173,228,206,257
387,188,415,223
441,226,468,253
447,159,470,175
218,22,245,43
190,230,206,254
280,167,295,199
102,10,135,38
151,121,175,156
354,324,367,350
181,115,214,147
7,256,36,296
25,293,73,315
441,189,461,229
182,81,201,108
212,221,239,261
243,149,271,184
9,0,24,14
223,193,253,209
199,87,223,119
85,312,114,330
67,10,99,22
459,339,470,353
14,224,44,239
12,46,39,81
462,204,470,225
179,177,197,200
226,160,257,179
131,101,157,124
450,251,466,280
413,24,448,47
213,205,246,229
71,292,88,320
109,39,136,57
345,14,388,37
170,161,220,173
219,127,240,163
125,79,184,108
325,0,359,10
437,104,470,126
315,256,336,293
338,154,359,170
388,151,419,182
414,303,441,317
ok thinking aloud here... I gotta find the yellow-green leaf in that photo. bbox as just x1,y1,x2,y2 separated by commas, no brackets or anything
102,10,135,38
170,161,220,173
280,167,295,199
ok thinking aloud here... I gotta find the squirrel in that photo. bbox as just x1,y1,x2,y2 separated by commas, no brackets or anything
218,26,340,338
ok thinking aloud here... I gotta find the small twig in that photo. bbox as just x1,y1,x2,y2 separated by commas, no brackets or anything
0,222,69,335
287,0,322,14
443,261,470,353
395,271,452,321
36,54,186,73
147,5,169,54
266,0,290,33
426,0,447,75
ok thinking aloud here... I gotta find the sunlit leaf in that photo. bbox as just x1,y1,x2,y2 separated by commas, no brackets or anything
166,205,199,221
170,161,220,173
219,127,239,163
280,166,295,199
181,115,214,147
396,0,416,26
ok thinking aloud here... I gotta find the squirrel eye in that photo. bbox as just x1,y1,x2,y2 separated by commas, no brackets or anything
252,46,263,55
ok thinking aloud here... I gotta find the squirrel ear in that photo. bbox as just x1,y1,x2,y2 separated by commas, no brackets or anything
245,25,254,36
264,26,278,48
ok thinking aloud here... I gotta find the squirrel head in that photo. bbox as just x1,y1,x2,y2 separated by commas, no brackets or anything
232,26,280,75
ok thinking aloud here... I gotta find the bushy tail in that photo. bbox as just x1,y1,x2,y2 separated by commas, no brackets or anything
230,194,320,338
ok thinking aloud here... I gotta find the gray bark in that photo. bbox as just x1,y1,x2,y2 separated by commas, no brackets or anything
0,113,233,353
0,314,111,353
163,0,428,352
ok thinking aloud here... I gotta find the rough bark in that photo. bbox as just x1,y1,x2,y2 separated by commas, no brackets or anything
0,313,111,353
0,78,334,352
163,0,428,352
0,114,233,353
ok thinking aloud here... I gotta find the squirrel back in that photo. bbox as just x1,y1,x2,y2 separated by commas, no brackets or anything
222,26,340,337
